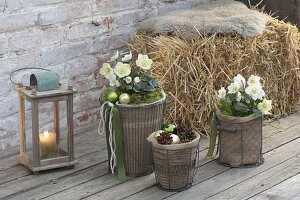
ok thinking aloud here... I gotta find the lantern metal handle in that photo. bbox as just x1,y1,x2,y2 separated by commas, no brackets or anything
9,67,61,90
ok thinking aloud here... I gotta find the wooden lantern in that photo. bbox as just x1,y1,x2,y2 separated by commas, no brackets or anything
17,85,78,173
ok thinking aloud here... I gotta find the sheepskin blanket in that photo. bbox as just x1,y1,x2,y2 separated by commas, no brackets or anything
138,0,268,38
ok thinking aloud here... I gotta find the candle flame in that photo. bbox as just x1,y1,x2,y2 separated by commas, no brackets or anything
43,130,49,137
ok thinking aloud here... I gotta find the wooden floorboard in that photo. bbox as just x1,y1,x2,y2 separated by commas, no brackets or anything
207,155,300,200
0,113,299,200
123,138,300,200
249,174,300,200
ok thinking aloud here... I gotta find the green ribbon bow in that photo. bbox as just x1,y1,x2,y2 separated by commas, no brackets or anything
103,104,126,182
206,110,218,158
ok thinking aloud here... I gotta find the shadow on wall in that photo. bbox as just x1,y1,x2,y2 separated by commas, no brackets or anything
236,0,300,28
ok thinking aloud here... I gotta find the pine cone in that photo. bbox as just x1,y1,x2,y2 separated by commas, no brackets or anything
176,121,194,143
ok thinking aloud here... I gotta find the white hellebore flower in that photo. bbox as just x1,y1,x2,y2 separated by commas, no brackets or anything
99,63,114,79
233,74,246,88
114,62,131,78
258,99,272,115
109,74,120,87
136,54,153,70
121,52,132,62
218,87,226,99
125,76,132,84
245,85,264,100
110,51,119,62
247,75,261,86
228,81,240,94
236,92,242,102
134,77,141,83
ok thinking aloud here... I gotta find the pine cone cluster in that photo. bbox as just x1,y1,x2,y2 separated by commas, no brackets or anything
176,121,195,143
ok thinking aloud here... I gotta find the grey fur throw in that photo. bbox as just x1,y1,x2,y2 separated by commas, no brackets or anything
138,0,268,38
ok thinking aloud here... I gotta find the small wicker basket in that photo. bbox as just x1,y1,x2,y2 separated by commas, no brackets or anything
147,131,200,191
216,110,264,168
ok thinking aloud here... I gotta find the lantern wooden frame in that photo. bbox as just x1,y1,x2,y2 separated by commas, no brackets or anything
17,85,78,173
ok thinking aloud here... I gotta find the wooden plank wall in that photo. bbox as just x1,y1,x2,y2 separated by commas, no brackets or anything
236,0,300,27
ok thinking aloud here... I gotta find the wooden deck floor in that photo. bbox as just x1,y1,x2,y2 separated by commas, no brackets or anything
0,112,300,200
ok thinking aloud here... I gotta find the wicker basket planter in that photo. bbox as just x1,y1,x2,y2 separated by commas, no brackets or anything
216,110,264,168
113,93,166,176
147,131,200,191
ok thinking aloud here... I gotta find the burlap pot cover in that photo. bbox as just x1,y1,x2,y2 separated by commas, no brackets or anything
115,93,166,175
147,131,200,190
216,110,263,167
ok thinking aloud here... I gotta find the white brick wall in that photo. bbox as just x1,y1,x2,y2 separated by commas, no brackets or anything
0,0,210,149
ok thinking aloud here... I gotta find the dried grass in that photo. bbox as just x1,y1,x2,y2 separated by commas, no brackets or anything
129,17,300,135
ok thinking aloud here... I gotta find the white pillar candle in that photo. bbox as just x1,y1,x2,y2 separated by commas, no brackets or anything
39,130,57,158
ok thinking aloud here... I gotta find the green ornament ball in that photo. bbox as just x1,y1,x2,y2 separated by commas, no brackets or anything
163,123,176,133
119,93,131,104
106,91,119,103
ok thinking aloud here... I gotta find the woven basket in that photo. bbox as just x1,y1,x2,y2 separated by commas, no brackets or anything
115,93,166,175
216,110,263,168
147,131,200,191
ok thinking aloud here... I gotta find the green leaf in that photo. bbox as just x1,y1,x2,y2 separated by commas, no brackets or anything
227,93,236,101
234,102,249,113
243,94,251,103
149,79,158,87
129,71,138,78
134,81,156,92
219,99,233,115
145,74,154,82
253,108,263,116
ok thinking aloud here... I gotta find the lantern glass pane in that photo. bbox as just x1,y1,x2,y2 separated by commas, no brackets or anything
38,100,69,160
57,100,69,156
24,100,33,159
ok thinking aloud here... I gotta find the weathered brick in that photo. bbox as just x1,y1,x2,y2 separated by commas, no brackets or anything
10,27,65,51
92,0,138,15
116,8,158,28
0,12,38,33
71,73,101,93
67,22,108,40
0,74,12,96
39,41,90,66
158,0,209,14
91,28,134,53
0,0,5,12
0,94,18,119
73,89,100,113
6,0,63,11
0,34,8,55
0,113,19,150
0,53,38,74
74,107,100,127
66,56,99,78
38,2,91,26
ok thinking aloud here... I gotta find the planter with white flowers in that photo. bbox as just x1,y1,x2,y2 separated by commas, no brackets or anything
207,74,272,167
98,51,166,180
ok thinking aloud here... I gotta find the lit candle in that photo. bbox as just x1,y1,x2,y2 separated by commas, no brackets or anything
39,130,57,158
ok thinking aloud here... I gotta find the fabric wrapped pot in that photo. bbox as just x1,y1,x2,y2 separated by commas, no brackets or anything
147,131,200,191
115,93,166,176
216,110,264,168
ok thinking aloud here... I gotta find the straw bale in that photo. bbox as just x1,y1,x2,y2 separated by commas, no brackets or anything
129,17,300,135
